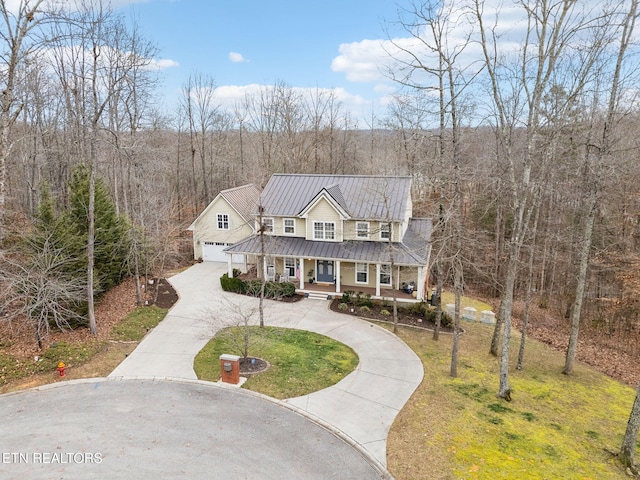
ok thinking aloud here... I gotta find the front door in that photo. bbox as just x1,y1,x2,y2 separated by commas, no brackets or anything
316,260,334,283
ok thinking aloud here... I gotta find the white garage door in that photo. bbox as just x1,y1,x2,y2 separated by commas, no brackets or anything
202,242,243,263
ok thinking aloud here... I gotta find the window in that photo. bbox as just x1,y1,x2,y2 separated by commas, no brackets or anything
284,218,296,234
285,258,296,277
313,221,335,240
380,222,391,240
262,218,274,233
356,263,368,283
380,264,391,285
356,222,369,239
217,214,229,230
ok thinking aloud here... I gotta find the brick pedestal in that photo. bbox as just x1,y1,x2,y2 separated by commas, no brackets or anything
219,354,241,385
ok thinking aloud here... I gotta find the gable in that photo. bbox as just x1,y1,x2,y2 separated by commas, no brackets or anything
188,184,259,231
299,190,349,220
194,195,243,230
259,174,412,221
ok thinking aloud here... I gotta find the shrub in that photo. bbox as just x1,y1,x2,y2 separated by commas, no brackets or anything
421,307,453,327
338,302,349,311
359,305,371,313
244,280,263,296
244,279,296,299
380,309,391,316
220,273,245,293
279,282,296,297
408,302,427,316
265,281,296,298
441,312,453,327
356,292,373,308
232,268,242,278
342,290,355,304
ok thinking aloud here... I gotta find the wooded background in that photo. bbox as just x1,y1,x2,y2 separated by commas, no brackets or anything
1,1,640,378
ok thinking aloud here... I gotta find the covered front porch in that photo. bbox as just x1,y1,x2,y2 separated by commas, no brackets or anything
296,281,419,303
224,235,430,301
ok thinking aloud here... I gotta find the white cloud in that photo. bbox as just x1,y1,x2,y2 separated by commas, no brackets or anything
331,38,391,83
146,58,179,70
229,52,247,63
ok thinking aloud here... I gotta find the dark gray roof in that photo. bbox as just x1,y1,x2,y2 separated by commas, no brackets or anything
403,218,433,258
259,174,412,221
220,184,260,224
224,235,429,266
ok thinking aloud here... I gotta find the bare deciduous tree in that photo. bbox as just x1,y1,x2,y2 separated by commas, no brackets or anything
0,0,49,243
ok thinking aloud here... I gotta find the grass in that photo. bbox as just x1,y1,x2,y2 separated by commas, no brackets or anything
194,326,359,399
110,305,167,341
441,291,493,312
386,321,635,480
0,306,168,393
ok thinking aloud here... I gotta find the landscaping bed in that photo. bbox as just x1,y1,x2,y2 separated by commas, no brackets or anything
329,295,455,333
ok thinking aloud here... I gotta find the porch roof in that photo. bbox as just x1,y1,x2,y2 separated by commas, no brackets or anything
223,235,429,267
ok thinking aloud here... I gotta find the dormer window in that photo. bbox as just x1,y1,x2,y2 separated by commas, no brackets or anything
380,222,391,240
284,218,296,235
262,218,274,233
356,222,369,239
313,221,335,240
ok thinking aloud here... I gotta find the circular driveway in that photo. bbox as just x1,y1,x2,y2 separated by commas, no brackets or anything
0,378,385,479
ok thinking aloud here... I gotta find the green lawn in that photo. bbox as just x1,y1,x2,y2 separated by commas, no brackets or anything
194,326,359,399
386,321,634,480
110,305,168,341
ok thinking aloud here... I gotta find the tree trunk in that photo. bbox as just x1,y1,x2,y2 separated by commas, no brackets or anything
620,382,640,470
517,206,540,370
497,252,519,400
563,196,596,374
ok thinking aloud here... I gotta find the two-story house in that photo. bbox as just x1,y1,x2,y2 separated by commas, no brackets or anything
191,174,432,301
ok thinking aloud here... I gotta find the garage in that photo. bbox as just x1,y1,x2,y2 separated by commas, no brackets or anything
202,242,244,263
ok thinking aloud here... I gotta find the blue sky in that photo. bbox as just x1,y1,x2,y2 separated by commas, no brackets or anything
116,0,409,122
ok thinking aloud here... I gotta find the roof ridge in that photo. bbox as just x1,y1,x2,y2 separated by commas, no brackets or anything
270,173,411,179
221,183,257,193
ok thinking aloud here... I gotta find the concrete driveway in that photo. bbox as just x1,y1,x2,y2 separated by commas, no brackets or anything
109,262,423,468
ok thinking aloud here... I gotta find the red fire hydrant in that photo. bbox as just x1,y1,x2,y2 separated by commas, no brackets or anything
57,362,66,377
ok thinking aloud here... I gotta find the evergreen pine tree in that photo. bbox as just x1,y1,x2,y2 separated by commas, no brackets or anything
64,165,131,293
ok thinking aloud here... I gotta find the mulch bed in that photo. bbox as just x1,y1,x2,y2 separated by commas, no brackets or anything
145,278,179,309
239,357,270,375
329,298,455,333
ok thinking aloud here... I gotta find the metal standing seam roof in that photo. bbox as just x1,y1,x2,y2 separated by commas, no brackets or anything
189,184,260,230
220,184,261,224
224,235,429,266
259,174,412,221
403,218,433,257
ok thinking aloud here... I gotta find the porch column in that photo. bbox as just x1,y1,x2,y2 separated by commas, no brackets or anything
375,263,381,297
416,266,425,301
263,256,268,280
227,254,233,278
298,258,305,290
335,260,341,293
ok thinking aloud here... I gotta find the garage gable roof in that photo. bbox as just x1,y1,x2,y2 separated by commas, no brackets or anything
188,184,260,230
